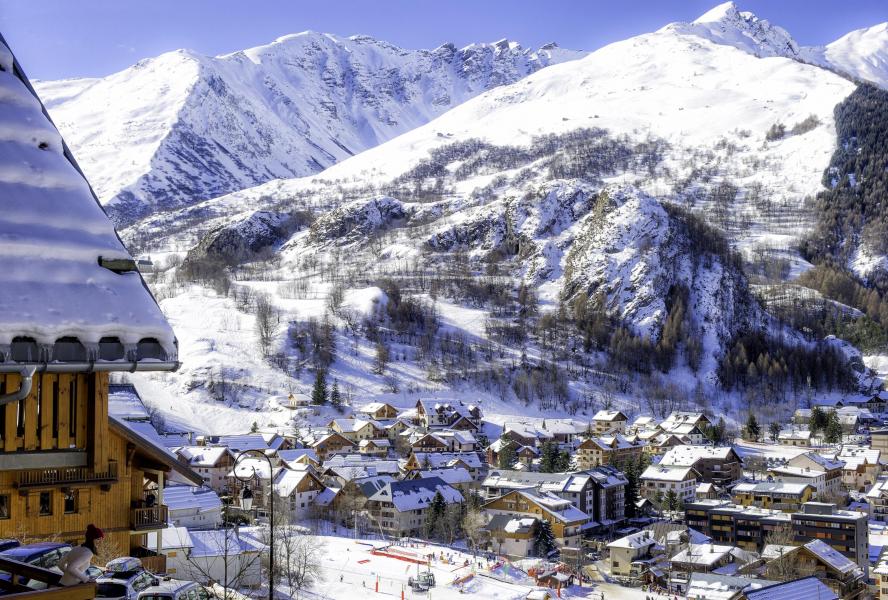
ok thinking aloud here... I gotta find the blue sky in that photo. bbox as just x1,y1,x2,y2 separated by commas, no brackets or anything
1,0,885,80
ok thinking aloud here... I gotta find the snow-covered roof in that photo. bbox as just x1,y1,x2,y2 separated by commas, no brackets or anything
866,479,888,499
0,36,176,363
146,527,193,552
109,415,203,485
686,573,777,600
108,384,151,421
733,481,812,496
788,452,844,471
660,445,736,466
273,468,321,497
359,438,391,448
163,484,222,512
640,465,698,482
515,489,590,524
205,434,277,452
670,543,736,567
368,476,463,512
607,530,656,550
592,410,627,422
277,448,319,466
778,429,812,440
411,451,483,469
485,514,537,535
176,445,231,467
803,539,860,575
417,467,472,485
189,528,267,558
743,576,838,600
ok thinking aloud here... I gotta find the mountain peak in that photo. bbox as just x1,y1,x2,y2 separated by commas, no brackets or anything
663,2,799,59
692,1,740,24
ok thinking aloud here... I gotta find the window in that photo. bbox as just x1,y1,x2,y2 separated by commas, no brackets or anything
64,491,77,514
39,491,52,516
0,494,9,519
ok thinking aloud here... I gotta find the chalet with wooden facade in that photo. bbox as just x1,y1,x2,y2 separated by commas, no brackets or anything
0,29,202,590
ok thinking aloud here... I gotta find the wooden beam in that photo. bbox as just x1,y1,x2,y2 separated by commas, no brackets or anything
75,375,87,448
23,376,38,451
4,373,19,451
39,374,55,450
0,584,97,600
0,556,62,585
94,373,108,468
56,374,70,449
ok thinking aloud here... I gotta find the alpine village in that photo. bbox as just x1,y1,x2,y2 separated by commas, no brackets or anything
4,2,888,600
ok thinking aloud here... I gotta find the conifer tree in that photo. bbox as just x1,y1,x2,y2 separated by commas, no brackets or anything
424,491,447,540
534,520,557,557
311,369,328,405
744,412,760,441
497,436,517,469
769,422,781,442
824,411,843,444
330,379,342,408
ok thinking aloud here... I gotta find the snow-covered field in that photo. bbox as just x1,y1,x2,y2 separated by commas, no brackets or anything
299,534,652,600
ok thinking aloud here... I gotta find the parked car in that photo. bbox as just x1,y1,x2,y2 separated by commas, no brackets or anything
138,579,215,600
0,542,100,589
96,565,158,600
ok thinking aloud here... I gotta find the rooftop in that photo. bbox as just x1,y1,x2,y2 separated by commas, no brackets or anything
0,36,175,366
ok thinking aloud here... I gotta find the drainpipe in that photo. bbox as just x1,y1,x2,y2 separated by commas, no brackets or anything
0,365,37,406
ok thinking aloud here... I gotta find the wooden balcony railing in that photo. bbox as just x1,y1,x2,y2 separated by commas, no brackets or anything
0,555,95,600
131,505,169,531
16,460,117,489
130,546,167,574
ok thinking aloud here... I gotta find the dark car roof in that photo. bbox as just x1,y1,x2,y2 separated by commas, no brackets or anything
1,542,70,559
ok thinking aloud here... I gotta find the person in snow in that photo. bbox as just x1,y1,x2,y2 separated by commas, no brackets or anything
58,524,104,585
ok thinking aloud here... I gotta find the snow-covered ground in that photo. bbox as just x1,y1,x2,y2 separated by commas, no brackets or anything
296,533,653,600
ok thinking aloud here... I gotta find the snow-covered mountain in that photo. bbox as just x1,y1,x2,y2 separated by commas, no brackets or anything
34,33,584,224
665,2,888,88
110,3,888,434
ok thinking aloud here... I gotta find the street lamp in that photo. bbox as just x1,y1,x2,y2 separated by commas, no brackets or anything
233,449,274,600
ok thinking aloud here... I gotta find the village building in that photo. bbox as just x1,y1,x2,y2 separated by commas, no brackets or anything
731,481,815,512
273,468,326,520
777,429,812,447
591,410,629,434
414,399,482,429
483,515,539,558
576,434,645,469
759,539,864,598
658,445,742,486
174,445,235,494
310,431,356,461
329,418,386,443
365,476,463,538
835,445,881,491
639,465,699,504
483,489,590,548
770,452,845,499
606,530,657,577
163,484,223,529
355,401,400,420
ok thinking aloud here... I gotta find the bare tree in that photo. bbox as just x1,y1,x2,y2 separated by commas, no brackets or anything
461,508,489,554
763,524,807,582
254,293,280,356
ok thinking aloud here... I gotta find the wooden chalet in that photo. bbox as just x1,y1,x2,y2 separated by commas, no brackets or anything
0,30,202,597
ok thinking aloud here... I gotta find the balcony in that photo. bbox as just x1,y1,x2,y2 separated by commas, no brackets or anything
131,547,167,573
0,555,96,600
131,504,169,531
15,460,118,489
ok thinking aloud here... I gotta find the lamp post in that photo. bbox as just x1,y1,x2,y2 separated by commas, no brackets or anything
233,449,275,600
